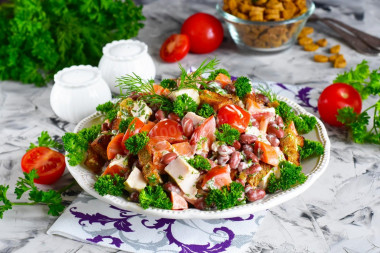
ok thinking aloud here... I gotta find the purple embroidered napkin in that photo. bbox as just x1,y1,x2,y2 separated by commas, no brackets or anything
47,193,267,252
47,82,318,252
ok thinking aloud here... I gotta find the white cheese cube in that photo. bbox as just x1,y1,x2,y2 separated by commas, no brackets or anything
124,166,147,192
164,157,200,199
130,100,152,123
169,88,200,105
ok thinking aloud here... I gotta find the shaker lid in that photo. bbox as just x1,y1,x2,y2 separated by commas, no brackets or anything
102,40,148,61
54,65,101,88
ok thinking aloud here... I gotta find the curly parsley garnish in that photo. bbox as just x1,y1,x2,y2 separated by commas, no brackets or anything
125,131,149,155
215,124,240,145
197,104,215,118
205,182,245,210
139,185,172,210
188,155,211,171
173,94,198,118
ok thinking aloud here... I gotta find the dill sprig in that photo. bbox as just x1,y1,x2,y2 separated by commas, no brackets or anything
256,84,278,102
178,58,219,90
116,73,173,112
116,73,155,96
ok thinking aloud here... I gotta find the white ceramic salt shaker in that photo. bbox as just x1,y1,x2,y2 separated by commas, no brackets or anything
98,40,156,94
50,65,112,123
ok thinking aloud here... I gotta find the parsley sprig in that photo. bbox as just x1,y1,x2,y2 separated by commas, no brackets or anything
335,60,380,144
0,170,76,219
215,124,240,145
27,131,63,151
125,131,149,155
205,182,245,210
173,94,198,118
139,185,172,210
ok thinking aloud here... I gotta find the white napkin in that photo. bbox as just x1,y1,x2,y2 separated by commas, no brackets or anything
47,193,266,253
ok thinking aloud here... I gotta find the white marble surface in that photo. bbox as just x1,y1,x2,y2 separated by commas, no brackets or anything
1,0,380,252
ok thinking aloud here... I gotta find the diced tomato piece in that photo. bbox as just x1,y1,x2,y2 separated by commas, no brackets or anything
153,84,170,96
102,164,127,177
215,73,232,88
172,142,194,157
254,141,280,167
140,121,156,134
121,117,145,151
107,133,126,160
149,119,185,143
217,104,250,133
202,166,232,189
146,137,173,153
189,116,216,156
171,191,188,210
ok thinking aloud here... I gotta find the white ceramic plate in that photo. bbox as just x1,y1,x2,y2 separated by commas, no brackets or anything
66,95,330,219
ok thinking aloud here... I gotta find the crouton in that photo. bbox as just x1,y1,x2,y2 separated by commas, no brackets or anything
84,146,105,174
90,134,112,160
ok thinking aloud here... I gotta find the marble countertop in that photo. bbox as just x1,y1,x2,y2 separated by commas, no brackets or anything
1,0,380,252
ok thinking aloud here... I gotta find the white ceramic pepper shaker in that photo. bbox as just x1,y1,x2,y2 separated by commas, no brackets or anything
98,39,156,94
50,65,112,123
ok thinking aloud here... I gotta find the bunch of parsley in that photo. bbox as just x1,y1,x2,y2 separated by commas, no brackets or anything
335,60,380,144
0,0,145,86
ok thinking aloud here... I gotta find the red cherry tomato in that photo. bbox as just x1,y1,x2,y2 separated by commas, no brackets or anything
21,147,65,185
121,118,145,151
217,104,250,133
107,133,126,160
149,119,185,143
160,34,190,63
181,13,224,54
318,83,362,126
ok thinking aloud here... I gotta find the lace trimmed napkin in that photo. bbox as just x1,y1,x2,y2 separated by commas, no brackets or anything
47,82,318,252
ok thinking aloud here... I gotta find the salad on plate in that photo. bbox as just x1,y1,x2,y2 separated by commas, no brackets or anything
63,58,324,211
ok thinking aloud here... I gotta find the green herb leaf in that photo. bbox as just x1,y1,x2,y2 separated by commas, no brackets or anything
215,124,240,145
125,131,149,155
0,185,12,219
205,182,245,210
266,161,307,193
139,185,172,210
28,131,63,151
173,94,198,118
96,101,118,122
197,104,215,118
188,155,211,171
299,139,324,160
160,79,177,90
62,124,101,166
94,174,125,196
235,76,252,98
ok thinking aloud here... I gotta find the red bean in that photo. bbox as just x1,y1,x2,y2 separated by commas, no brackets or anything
218,144,234,156
276,115,284,128
193,197,206,210
155,110,165,121
242,144,253,153
233,140,241,150
267,123,284,139
236,178,246,186
168,112,181,122
244,184,252,193
224,84,236,93
266,134,280,147
243,150,259,163
217,154,230,165
130,191,140,202
161,152,178,165
238,162,248,172
163,182,182,194
256,94,270,104
182,118,194,138
240,134,257,144
246,164,262,175
246,189,266,202
229,151,241,169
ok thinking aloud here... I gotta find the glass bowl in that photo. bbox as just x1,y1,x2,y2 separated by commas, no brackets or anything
216,0,315,53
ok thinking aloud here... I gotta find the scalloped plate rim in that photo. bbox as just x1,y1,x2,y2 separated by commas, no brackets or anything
66,94,331,219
